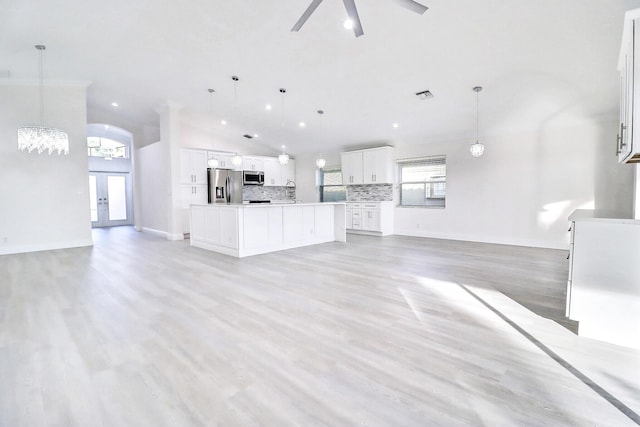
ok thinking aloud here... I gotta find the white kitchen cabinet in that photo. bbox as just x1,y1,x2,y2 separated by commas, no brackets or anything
263,158,280,186
282,159,296,186
345,201,393,236
208,152,241,170
363,147,394,184
180,184,208,208
242,156,264,172
264,158,296,186
618,11,640,163
341,147,394,184
361,203,381,231
180,149,208,184
190,203,346,257
341,151,363,185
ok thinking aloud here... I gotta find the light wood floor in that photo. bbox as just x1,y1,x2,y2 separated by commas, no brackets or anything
1,227,639,426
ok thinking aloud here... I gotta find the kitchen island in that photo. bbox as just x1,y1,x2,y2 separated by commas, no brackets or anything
567,209,640,349
190,202,346,258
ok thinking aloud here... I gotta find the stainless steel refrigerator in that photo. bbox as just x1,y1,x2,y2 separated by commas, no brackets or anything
208,168,243,204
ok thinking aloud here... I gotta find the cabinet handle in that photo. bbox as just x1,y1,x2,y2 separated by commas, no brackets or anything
568,226,571,232
566,252,570,260
620,122,627,151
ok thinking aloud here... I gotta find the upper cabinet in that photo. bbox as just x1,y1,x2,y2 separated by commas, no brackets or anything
341,151,364,185
180,149,208,184
341,146,394,185
618,10,640,163
264,158,296,186
242,156,264,172
208,152,241,170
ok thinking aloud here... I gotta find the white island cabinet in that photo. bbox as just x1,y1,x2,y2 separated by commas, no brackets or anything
190,203,346,258
567,209,640,350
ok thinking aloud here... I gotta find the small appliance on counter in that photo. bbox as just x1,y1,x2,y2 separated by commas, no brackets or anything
208,168,243,204
243,170,264,185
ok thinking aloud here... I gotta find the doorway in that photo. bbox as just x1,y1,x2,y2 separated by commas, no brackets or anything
89,172,133,227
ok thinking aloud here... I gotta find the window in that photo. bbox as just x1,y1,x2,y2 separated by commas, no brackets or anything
87,137,129,159
320,167,347,202
398,156,446,207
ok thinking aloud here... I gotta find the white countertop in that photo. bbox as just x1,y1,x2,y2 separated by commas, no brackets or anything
568,209,640,225
192,202,346,208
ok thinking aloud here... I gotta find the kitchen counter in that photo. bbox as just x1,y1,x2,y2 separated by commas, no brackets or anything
566,209,640,349
190,202,346,258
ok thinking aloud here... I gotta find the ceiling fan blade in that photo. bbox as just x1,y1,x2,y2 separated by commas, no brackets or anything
291,0,324,32
391,0,428,15
343,0,364,37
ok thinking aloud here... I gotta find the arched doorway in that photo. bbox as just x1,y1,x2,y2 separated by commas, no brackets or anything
87,124,134,228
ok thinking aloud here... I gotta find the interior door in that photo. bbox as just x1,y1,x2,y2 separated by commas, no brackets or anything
89,172,133,227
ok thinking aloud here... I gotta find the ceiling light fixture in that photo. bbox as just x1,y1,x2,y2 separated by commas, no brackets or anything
470,86,485,158
265,104,272,111
206,88,219,168
279,145,289,165
17,45,69,155
343,18,354,30
392,123,399,129
111,102,119,107
316,109,326,169
299,122,306,128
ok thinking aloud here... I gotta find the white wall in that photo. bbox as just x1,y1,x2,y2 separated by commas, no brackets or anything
137,141,168,233
393,120,634,249
0,81,93,254
295,153,342,203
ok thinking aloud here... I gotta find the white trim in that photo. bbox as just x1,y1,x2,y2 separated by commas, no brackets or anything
0,78,91,87
140,227,184,241
393,228,568,250
0,239,93,255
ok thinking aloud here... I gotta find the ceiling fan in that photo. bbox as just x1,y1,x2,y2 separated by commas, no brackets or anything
291,0,428,37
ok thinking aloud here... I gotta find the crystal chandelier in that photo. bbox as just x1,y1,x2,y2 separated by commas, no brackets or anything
470,86,485,158
17,45,69,155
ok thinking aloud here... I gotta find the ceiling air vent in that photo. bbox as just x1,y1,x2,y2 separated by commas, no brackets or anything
416,90,433,100
243,134,254,139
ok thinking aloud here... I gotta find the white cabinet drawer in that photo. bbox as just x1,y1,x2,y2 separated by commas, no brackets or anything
361,203,380,210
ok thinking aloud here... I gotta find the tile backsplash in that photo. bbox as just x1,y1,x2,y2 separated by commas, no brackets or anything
243,186,295,201
347,184,393,201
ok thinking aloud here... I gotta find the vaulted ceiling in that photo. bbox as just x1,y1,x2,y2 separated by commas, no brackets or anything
2,0,640,156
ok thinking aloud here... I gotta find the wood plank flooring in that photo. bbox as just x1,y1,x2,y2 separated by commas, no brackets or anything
0,227,639,426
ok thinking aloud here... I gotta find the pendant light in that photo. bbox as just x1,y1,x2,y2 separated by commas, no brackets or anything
17,45,69,155
470,86,485,158
206,88,219,168
279,145,289,165
315,109,326,169
230,76,243,167
278,88,290,165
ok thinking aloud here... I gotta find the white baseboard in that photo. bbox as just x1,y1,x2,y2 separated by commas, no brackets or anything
393,228,567,250
141,227,185,241
0,238,94,255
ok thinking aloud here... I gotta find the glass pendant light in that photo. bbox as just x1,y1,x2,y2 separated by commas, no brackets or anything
279,145,289,165
470,86,485,157
17,45,69,155
315,109,326,169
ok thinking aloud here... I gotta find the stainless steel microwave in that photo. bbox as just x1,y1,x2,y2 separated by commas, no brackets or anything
243,170,264,185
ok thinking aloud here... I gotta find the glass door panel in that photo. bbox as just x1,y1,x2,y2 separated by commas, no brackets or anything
89,172,132,227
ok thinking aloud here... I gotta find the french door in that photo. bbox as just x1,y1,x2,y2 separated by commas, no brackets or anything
89,172,133,227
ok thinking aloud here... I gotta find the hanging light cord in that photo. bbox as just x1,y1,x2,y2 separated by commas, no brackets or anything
209,88,215,148
475,88,480,142
38,45,46,127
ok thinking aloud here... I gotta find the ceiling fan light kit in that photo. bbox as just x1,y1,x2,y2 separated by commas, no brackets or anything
292,0,428,37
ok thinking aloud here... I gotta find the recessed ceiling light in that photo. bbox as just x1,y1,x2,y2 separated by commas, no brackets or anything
299,122,306,128
253,133,259,138
221,120,227,125
392,123,399,128
265,104,272,111
344,19,354,30
111,102,118,107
